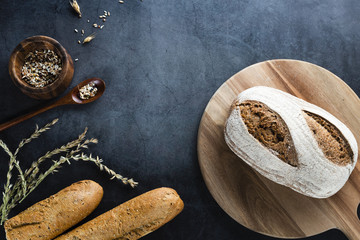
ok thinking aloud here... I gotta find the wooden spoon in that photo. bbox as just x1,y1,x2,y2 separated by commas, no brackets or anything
0,78,105,132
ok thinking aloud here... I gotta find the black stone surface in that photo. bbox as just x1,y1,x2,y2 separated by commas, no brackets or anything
0,1,358,239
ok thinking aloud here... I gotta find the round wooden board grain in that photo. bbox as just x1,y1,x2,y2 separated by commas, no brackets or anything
197,59,360,240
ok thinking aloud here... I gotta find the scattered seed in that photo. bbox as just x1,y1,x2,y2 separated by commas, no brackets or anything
104,10,107,15
75,58,79,62
77,40,81,44
103,18,106,22
119,0,124,3
100,25,104,29
87,19,90,23
93,23,98,28
69,0,82,17
74,29,78,33
83,33,96,43
108,11,110,16
81,29,84,35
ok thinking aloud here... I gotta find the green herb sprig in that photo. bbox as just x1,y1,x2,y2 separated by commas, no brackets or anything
0,119,138,224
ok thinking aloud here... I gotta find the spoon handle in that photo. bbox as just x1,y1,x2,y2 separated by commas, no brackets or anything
0,101,64,132
0,78,105,132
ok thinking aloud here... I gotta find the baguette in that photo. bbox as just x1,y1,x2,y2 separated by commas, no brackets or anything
55,187,184,240
4,180,103,240
224,86,358,198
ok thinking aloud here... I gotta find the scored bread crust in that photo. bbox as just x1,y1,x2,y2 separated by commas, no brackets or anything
224,86,358,198
4,180,103,240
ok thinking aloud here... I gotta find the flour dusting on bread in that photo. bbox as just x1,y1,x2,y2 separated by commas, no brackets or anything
224,86,358,198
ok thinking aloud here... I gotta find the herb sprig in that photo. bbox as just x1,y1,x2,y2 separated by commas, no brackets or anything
0,119,137,224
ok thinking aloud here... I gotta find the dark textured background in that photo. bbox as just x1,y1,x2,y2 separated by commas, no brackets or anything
0,0,359,239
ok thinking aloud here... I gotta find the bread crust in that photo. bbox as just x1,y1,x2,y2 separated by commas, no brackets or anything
4,180,103,240
224,86,358,198
55,187,184,240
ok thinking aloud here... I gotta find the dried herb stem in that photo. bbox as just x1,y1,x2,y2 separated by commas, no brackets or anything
0,119,137,224
19,157,69,203
73,153,138,188
8,119,60,202
14,119,58,156
0,146,17,223
24,126,86,183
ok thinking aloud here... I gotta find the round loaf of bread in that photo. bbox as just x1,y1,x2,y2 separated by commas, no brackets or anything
224,86,358,198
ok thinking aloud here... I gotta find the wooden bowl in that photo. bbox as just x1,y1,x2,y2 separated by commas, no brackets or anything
9,35,74,100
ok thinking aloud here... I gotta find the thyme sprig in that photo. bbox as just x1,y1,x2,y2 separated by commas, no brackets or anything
0,119,137,225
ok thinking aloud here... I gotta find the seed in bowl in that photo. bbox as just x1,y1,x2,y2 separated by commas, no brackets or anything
21,49,62,88
79,82,98,100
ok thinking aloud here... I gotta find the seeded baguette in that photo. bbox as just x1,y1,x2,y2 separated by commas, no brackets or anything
55,187,184,240
4,180,103,240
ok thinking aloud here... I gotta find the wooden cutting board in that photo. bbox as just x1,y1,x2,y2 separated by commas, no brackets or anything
197,59,360,240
